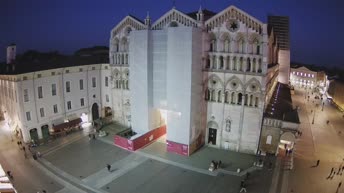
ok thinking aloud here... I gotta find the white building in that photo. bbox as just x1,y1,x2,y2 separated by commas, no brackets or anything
109,5,281,155
0,49,111,143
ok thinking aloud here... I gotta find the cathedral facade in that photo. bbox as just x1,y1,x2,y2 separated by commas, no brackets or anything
109,5,280,155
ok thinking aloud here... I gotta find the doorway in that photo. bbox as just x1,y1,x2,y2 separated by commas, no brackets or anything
41,125,49,139
92,103,99,121
208,128,217,145
29,128,39,143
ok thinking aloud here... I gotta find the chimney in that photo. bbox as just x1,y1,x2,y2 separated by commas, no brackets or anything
6,44,16,64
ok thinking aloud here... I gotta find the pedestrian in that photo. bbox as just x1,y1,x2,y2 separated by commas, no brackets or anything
245,172,250,180
17,141,20,146
22,146,26,152
88,134,91,140
106,164,111,172
239,180,247,193
327,167,334,179
336,182,342,193
316,160,320,167
218,160,222,169
42,190,47,193
6,171,13,179
285,149,288,156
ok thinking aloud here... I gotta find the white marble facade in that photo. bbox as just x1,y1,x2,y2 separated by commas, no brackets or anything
109,5,279,154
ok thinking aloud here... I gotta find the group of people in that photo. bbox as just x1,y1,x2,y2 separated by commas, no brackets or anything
209,160,222,171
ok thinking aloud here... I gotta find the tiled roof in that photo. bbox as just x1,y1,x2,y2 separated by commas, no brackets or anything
0,47,109,75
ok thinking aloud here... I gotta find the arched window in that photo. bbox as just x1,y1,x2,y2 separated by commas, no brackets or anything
121,54,125,65
126,80,129,89
238,39,245,53
233,57,237,71
217,90,222,102
239,58,243,71
125,54,129,64
244,94,248,106
219,56,224,69
249,95,253,106
246,58,251,72
205,89,210,100
210,40,217,52
237,93,243,105
224,91,229,103
224,39,230,52
206,58,210,69
231,92,235,104
252,58,257,73
225,119,231,132
258,59,262,73
211,90,215,101
266,135,272,145
115,80,119,88
255,96,259,107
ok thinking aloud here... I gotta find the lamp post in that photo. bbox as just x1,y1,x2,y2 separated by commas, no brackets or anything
312,109,316,124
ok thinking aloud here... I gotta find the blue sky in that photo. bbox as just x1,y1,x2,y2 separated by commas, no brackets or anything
1,0,343,67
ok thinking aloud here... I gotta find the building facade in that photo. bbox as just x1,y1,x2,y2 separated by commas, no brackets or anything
0,56,111,142
109,5,280,155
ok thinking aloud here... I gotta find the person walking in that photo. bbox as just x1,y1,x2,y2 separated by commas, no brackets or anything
106,164,111,172
336,182,342,193
239,180,247,193
316,160,320,167
327,168,334,179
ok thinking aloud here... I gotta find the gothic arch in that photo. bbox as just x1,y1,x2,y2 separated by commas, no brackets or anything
244,77,262,92
205,74,224,89
207,121,219,129
225,75,244,90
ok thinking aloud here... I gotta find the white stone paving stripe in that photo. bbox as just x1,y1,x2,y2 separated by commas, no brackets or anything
29,159,88,193
38,158,109,193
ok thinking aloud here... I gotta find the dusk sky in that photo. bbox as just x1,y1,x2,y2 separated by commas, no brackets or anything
1,0,343,67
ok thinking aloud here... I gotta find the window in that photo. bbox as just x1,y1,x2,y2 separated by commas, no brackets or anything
80,98,85,106
105,77,109,87
26,112,31,121
106,94,109,102
39,108,45,117
51,72,55,76
92,67,95,70
66,81,71,93
312,74,315,78
52,84,56,96
79,79,84,90
53,104,58,113
38,86,43,99
266,135,272,145
65,70,69,73
67,101,72,110
79,68,83,72
37,74,42,78
92,77,96,88
24,89,29,102
225,119,231,132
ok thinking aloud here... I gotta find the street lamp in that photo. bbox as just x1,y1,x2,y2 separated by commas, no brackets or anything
322,102,324,111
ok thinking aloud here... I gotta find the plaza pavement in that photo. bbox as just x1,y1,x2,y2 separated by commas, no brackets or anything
28,122,276,193
285,87,344,193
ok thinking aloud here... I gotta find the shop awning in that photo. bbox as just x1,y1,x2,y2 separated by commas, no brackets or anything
53,118,82,132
